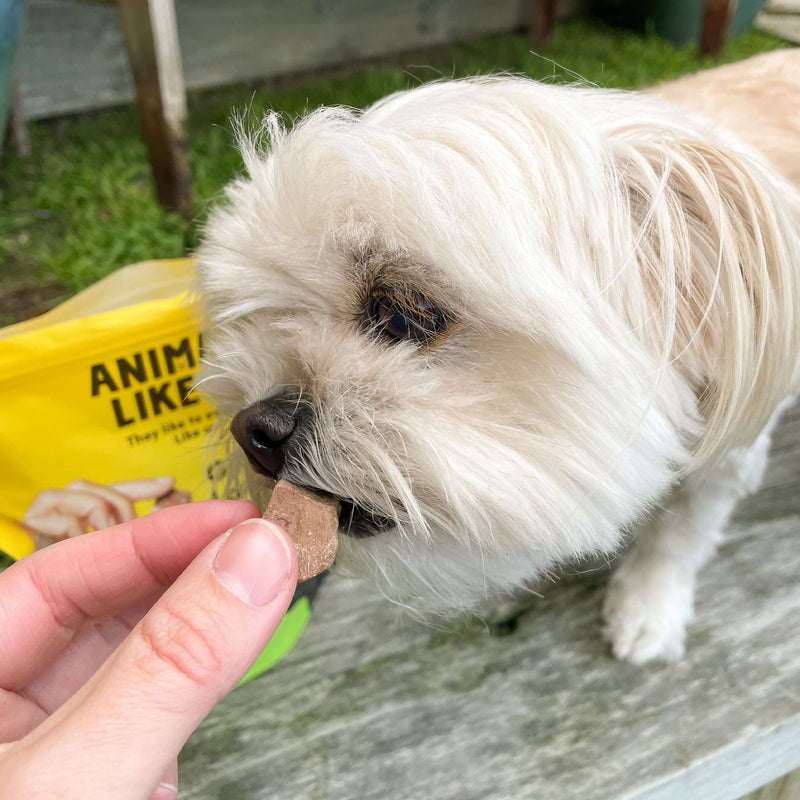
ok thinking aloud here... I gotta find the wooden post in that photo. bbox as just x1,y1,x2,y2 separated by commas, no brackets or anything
529,0,559,44
700,0,737,59
9,81,31,158
116,0,193,219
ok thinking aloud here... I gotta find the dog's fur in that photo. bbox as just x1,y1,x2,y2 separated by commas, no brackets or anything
197,50,800,663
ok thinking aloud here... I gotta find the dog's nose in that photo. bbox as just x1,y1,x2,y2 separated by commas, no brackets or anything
230,398,297,479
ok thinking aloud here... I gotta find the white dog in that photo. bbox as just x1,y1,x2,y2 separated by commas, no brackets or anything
197,50,800,664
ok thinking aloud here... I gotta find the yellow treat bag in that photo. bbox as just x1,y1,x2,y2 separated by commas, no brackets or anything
0,259,217,558
0,258,312,681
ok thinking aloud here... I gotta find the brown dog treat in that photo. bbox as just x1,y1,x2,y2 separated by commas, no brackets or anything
263,480,340,582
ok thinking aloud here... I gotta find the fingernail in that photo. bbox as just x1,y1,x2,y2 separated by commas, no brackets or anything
212,520,293,606
151,782,178,800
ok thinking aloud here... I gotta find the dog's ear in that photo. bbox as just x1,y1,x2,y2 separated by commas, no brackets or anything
609,131,800,466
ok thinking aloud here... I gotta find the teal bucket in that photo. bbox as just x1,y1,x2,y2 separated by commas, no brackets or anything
595,0,768,47
637,0,768,46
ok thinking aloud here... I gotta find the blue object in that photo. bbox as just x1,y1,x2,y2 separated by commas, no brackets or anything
0,0,26,158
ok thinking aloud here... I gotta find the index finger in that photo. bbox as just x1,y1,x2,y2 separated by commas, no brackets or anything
0,499,260,691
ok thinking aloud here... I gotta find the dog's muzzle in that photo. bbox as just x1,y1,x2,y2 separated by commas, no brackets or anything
230,395,394,538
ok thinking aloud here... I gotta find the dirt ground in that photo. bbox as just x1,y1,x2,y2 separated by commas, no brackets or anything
0,280,68,326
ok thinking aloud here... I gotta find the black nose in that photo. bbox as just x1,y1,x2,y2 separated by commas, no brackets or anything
230,397,298,479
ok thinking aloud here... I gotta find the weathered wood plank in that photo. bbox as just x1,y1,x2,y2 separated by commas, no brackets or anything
178,402,800,799
742,767,800,800
755,9,800,43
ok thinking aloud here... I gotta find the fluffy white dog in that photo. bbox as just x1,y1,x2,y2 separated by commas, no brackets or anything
197,50,800,664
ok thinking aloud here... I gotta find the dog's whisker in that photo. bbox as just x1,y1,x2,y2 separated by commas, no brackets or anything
527,51,598,89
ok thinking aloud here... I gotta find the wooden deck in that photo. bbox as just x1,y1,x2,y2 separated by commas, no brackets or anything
179,404,800,800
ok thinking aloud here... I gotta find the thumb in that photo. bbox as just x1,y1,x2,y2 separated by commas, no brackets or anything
13,518,297,800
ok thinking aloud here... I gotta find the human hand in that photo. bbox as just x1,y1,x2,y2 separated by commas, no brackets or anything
21,477,178,546
0,500,298,799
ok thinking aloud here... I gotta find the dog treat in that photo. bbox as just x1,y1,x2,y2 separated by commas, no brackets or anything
263,480,340,582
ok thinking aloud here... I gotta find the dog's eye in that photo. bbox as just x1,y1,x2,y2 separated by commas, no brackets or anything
366,289,449,345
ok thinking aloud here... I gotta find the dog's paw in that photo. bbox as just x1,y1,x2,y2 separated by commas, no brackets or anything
602,563,693,664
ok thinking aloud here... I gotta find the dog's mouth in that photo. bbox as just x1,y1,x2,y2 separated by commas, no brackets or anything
337,498,396,539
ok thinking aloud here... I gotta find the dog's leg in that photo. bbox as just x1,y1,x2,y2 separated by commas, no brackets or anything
602,415,781,664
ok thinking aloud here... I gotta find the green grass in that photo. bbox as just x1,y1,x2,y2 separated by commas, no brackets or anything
0,19,786,323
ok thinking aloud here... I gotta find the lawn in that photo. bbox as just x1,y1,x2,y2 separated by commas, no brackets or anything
0,18,786,325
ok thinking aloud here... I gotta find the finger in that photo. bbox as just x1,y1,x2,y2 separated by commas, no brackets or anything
0,688,47,741
21,611,140,716
150,760,178,800
109,477,176,502
11,520,297,800
0,500,260,691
